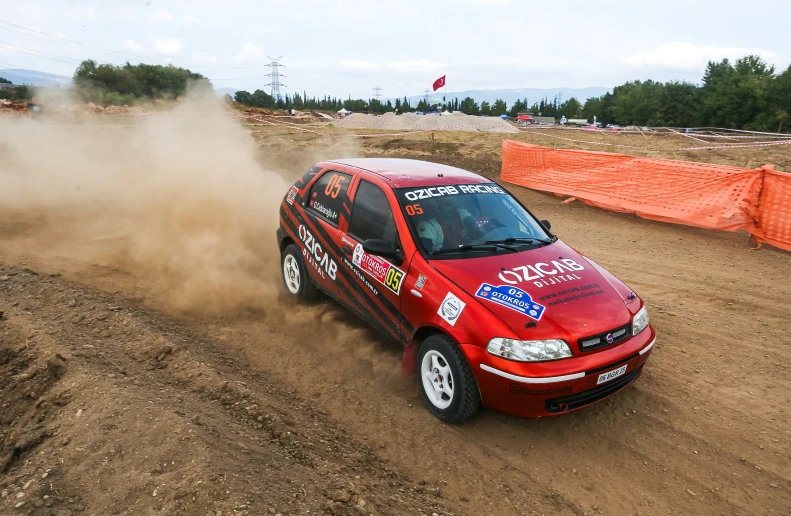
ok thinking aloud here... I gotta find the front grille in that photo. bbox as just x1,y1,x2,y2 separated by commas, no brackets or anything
578,324,631,352
545,366,642,413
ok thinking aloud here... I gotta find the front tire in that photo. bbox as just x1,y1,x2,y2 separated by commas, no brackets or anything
281,243,319,301
418,334,481,422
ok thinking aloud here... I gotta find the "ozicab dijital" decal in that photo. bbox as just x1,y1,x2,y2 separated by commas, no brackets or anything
498,259,585,288
298,224,337,280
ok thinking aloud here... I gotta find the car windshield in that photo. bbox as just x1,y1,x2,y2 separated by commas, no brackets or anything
395,183,553,258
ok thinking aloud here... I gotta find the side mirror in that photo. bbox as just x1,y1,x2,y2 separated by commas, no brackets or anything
540,219,552,231
362,239,403,263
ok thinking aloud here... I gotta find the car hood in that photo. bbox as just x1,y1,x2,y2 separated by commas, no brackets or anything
429,240,634,347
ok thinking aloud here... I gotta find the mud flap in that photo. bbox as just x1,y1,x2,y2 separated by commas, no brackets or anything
400,341,419,376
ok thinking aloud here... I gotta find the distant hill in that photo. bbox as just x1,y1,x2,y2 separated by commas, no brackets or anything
214,87,239,98
0,69,71,87
396,87,611,106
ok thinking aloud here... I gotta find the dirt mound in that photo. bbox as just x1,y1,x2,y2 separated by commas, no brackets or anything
0,100,28,115
335,112,518,133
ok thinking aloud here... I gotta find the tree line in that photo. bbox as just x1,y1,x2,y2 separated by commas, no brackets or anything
0,77,33,101
233,87,535,118
234,55,790,131
72,59,213,106
549,55,789,131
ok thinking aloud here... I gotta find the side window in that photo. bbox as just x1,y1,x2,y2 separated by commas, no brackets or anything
348,180,398,249
306,171,351,226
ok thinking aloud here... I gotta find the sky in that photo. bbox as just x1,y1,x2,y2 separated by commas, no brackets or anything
1,0,788,99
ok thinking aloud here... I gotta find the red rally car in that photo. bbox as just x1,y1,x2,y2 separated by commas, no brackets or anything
277,158,655,422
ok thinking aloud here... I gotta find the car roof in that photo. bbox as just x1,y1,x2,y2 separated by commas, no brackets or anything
323,158,491,188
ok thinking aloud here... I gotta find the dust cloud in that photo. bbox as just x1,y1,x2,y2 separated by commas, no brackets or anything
0,93,288,313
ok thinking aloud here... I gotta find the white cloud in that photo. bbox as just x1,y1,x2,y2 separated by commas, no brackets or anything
15,5,58,18
330,0,418,20
191,51,218,64
150,12,174,22
181,15,199,23
125,39,144,52
339,59,379,71
386,60,448,73
67,7,97,21
621,42,778,70
152,38,183,56
446,0,510,4
234,42,266,62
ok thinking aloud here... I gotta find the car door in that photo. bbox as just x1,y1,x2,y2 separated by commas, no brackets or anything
338,176,413,342
297,168,354,298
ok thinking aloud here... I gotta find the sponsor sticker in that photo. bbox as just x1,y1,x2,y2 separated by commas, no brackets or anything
310,200,338,222
437,292,465,326
498,258,585,289
351,243,404,295
475,283,546,321
509,382,573,396
415,274,427,291
298,224,338,281
286,186,299,205
402,183,505,201
342,258,378,296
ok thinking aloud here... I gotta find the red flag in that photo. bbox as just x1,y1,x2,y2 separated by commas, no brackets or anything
432,75,446,91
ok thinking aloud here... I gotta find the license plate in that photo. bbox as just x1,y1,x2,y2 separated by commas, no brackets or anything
597,364,627,385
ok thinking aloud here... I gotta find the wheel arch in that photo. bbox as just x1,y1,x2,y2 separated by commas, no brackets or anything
402,325,478,379
279,235,295,253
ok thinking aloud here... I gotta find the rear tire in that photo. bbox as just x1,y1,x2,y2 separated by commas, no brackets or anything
417,334,481,423
281,244,319,302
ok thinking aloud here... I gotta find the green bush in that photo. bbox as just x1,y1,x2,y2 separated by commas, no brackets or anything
73,59,211,104
102,92,136,106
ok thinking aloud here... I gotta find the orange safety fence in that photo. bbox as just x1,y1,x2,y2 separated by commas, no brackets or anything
757,169,791,251
500,140,791,252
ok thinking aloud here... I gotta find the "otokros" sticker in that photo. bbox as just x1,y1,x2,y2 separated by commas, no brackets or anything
351,243,405,295
475,283,545,321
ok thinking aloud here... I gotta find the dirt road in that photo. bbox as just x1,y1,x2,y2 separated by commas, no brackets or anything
2,112,790,515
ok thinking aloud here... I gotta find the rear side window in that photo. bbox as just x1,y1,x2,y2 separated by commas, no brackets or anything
348,180,398,249
306,171,351,225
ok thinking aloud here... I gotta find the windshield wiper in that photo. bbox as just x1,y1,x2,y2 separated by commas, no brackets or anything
485,237,553,246
431,243,518,255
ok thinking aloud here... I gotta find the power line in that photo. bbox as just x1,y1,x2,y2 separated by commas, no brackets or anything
265,56,286,101
372,86,382,101
423,88,430,104
0,41,83,64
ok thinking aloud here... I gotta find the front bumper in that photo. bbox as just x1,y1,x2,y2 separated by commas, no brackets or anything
462,325,655,417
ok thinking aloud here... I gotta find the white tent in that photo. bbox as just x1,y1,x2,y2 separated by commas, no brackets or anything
337,107,351,118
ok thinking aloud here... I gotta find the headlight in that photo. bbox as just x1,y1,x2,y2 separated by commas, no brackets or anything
486,338,572,362
632,305,649,336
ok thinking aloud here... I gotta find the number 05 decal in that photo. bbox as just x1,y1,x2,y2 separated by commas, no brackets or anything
324,173,346,198
385,267,404,293
405,204,424,216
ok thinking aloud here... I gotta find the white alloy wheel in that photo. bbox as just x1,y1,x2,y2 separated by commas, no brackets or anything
283,254,301,294
421,350,454,409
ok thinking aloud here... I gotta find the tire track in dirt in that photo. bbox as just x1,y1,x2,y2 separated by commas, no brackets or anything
0,265,460,515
